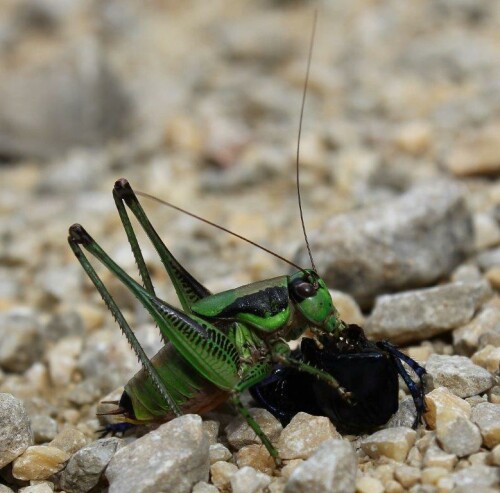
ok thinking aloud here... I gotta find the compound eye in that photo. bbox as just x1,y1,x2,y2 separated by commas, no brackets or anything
292,280,317,300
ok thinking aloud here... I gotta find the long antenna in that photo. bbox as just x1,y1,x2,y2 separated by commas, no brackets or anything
296,10,318,274
135,190,306,273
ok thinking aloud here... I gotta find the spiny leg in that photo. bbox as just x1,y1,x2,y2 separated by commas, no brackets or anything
113,178,210,313
231,361,280,464
378,342,427,427
68,224,182,417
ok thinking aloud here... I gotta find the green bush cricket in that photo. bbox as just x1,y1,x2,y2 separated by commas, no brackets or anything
68,13,359,464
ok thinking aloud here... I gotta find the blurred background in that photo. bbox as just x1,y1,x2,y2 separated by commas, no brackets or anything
0,0,499,444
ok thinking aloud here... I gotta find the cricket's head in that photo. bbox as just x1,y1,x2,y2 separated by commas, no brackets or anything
289,269,344,335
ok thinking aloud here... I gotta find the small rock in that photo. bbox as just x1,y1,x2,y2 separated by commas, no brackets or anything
436,409,482,457
424,387,471,429
0,309,42,372
235,444,276,476
106,415,209,493
31,415,58,444
476,247,500,270
471,345,500,373
18,484,54,493
450,465,499,490
12,445,70,481
421,466,448,486
356,476,384,493
45,310,84,342
284,439,356,493
473,212,500,251
485,267,500,290
60,438,120,493
225,408,282,450
209,443,232,464
192,482,219,493
230,466,271,493
0,485,15,493
471,402,500,448
451,264,483,283
393,121,432,156
277,412,341,460
489,444,500,466
361,427,417,462
453,307,500,355
365,281,491,344
47,337,82,387
423,442,458,471
210,461,238,491
394,464,421,488
202,420,220,446
385,396,420,429
330,290,364,326
296,181,473,309
426,354,495,397
0,393,33,468
445,123,500,176
49,427,88,455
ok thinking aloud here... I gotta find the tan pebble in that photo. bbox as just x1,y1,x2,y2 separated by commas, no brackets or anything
49,427,88,455
268,477,286,493
424,387,471,429
61,409,80,425
330,290,364,325
406,445,423,467
421,466,448,485
47,337,82,387
436,476,454,493
384,479,404,493
75,303,104,331
489,386,500,404
209,443,232,464
18,483,54,493
393,121,432,155
280,459,303,480
469,452,489,465
12,446,70,481
277,412,340,460
488,444,500,466
485,267,500,291
235,444,275,476
361,427,416,462
472,345,500,373
423,443,458,471
356,476,384,493
394,464,421,488
371,463,394,484
210,461,238,491
407,345,433,364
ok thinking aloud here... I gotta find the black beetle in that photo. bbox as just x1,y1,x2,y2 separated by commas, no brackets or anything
250,324,426,433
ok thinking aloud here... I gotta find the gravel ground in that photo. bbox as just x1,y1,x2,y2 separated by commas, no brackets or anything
1,1,499,492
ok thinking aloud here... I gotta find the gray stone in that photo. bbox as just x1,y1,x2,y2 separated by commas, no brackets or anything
60,438,120,493
295,181,473,308
476,247,500,270
18,484,54,493
225,408,282,450
426,355,495,398
230,466,272,493
284,439,357,493
277,413,340,460
436,415,482,457
365,281,491,344
451,465,499,490
31,415,58,444
0,308,42,372
192,482,219,493
106,415,209,493
0,393,33,468
384,396,419,429
471,402,500,449
0,39,130,159
361,427,417,462
453,307,500,355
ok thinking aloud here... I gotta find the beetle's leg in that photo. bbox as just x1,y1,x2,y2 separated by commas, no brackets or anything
273,354,353,402
113,178,211,313
378,342,427,427
68,225,182,416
